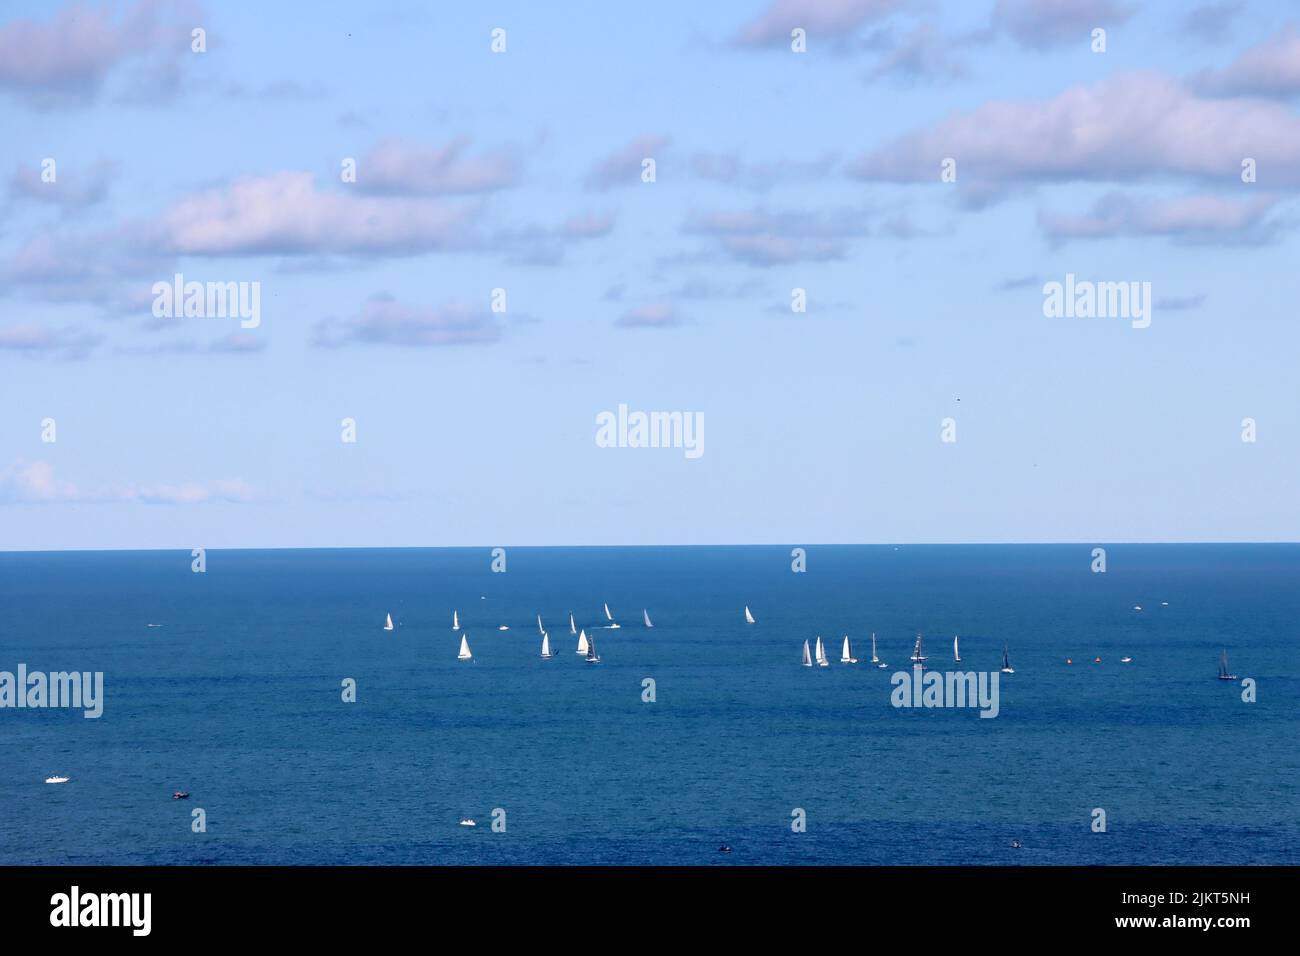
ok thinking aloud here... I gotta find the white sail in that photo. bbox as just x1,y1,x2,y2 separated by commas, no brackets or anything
841,636,856,664
586,632,600,662
871,633,879,663
384,613,394,631
644,609,653,628
452,610,459,631
954,635,961,663
541,632,552,658
458,635,472,660
802,640,812,667
911,634,926,662
815,636,829,667
744,606,755,624
569,613,576,634
537,614,544,635
577,629,589,654
604,602,613,621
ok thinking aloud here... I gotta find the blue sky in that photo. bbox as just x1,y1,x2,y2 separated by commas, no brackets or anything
2,0,1299,550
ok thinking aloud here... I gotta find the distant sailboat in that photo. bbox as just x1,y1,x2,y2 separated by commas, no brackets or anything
815,636,829,668
801,640,812,667
840,636,857,664
1217,649,1237,681
911,634,927,662
1120,656,1133,663
541,632,553,659
1000,643,1014,674
953,634,961,663
537,614,545,635
45,776,69,784
744,606,755,624
458,635,472,661
585,631,600,663
569,613,577,635
577,629,589,655
604,602,613,621
453,610,460,631
604,602,620,629
644,609,653,628
384,613,394,632
498,625,509,631
871,633,887,668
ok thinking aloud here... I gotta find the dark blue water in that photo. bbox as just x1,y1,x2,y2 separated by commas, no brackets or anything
1,545,1296,865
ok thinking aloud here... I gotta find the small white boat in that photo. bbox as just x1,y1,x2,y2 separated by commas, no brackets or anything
644,609,653,628
1120,656,1133,663
146,623,162,628
585,631,601,663
840,636,857,664
953,634,961,663
871,632,884,667
498,625,509,631
457,635,472,661
453,610,460,630
814,636,829,668
569,613,576,635
744,606,755,624
801,640,812,667
1000,644,1015,674
1161,602,1169,607
1217,649,1237,681
45,776,69,784
577,629,589,655
384,613,394,631
459,819,476,827
541,632,553,659
1133,605,1142,611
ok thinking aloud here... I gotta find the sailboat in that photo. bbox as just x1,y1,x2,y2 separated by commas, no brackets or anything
452,610,460,631
744,606,755,624
577,629,589,655
541,632,553,659
801,640,812,667
644,609,653,628
537,614,545,635
384,613,394,632
585,631,600,663
458,635,472,661
871,633,887,668
840,636,857,664
1000,643,1014,674
1217,649,1237,681
814,636,830,668
604,602,620,629
953,634,961,663
569,613,577,635
911,634,927,662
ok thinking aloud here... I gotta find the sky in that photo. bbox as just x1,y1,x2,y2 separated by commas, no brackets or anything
2,0,1299,550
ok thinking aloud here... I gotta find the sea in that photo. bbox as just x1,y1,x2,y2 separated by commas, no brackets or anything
1,544,1296,865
